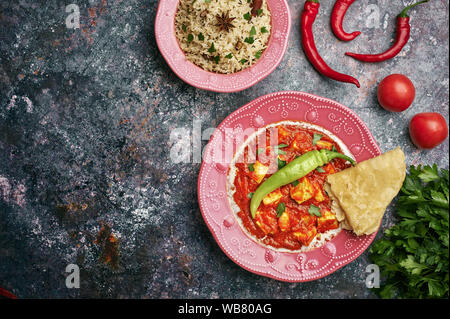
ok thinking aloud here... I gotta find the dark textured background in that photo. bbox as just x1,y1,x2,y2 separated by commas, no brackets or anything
0,0,448,298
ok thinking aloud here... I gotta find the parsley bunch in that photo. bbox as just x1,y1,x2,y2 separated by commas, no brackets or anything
369,164,449,299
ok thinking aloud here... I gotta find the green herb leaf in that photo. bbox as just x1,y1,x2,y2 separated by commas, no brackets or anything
261,26,269,33
250,26,256,36
182,24,187,32
418,164,440,183
187,34,194,43
331,145,338,152
225,53,233,59
316,167,326,173
276,202,285,218
243,12,251,21
205,0,211,3
248,163,255,172
257,9,263,16
208,42,215,53
247,192,254,199
277,158,286,169
312,133,322,145
198,33,204,41
255,49,262,59
308,204,322,217
399,255,429,275
213,55,220,64
291,180,299,187
273,144,288,155
240,58,248,65
244,37,254,44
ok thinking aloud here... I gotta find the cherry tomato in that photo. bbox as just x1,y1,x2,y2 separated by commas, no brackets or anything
409,112,448,149
377,74,415,112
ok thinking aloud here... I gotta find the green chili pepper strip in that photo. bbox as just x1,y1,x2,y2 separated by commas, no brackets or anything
250,149,356,218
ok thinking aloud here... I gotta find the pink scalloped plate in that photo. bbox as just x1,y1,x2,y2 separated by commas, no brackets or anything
155,0,291,93
197,91,382,282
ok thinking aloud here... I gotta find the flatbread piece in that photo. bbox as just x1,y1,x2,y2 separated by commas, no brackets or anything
326,147,406,236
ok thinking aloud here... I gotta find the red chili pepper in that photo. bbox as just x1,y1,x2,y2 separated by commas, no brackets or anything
0,287,17,299
301,0,360,88
331,0,361,41
345,0,428,62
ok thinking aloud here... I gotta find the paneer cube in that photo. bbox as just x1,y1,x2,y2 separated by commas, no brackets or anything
293,226,317,246
312,182,325,202
290,132,313,152
263,189,283,206
290,177,314,204
255,210,279,235
301,213,316,228
278,210,290,232
315,140,333,150
317,210,339,233
249,161,269,184
291,213,316,232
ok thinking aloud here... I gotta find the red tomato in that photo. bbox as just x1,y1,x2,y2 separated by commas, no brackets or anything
409,113,448,149
377,74,415,112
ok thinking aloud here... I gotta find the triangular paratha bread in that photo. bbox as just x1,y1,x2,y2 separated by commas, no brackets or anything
325,147,406,236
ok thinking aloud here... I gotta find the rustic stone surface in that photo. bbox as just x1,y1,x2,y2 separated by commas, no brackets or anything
0,0,448,298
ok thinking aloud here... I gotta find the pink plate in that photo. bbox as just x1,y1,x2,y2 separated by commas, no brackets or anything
197,91,382,282
155,0,291,93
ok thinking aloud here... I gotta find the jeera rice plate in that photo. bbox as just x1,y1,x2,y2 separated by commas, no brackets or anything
175,0,272,74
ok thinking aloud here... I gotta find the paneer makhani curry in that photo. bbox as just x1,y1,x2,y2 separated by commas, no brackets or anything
229,122,353,251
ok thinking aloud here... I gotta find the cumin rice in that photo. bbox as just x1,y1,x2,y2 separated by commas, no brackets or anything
175,0,272,74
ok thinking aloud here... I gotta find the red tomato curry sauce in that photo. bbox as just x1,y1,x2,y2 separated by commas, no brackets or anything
231,124,351,251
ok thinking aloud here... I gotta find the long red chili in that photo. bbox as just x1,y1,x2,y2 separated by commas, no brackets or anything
301,0,360,88
345,0,428,62
0,287,17,299
331,0,360,41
